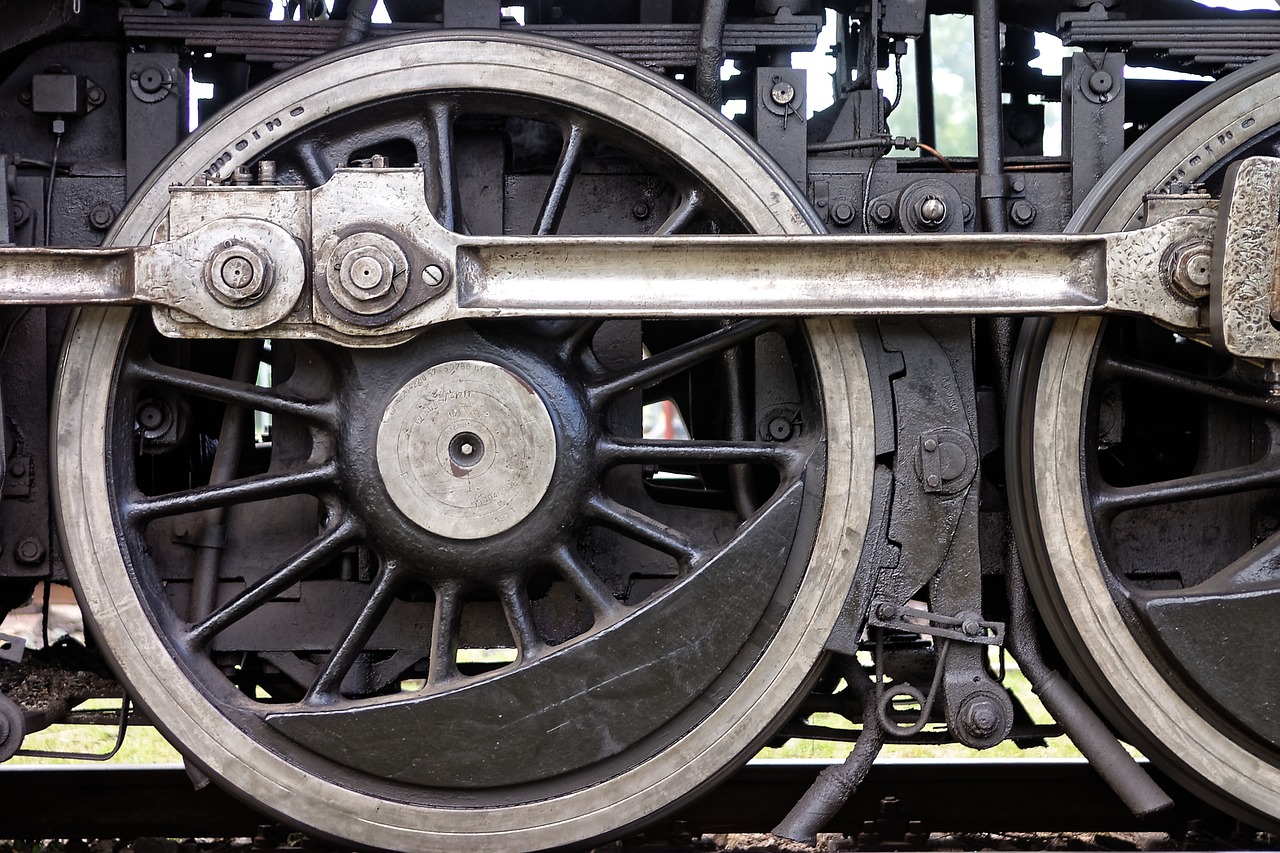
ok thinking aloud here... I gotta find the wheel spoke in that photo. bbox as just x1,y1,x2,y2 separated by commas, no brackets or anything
126,462,338,523
1099,354,1280,418
550,545,623,618
1140,532,1280,602
598,436,802,468
290,139,336,187
305,559,404,704
657,188,704,235
534,121,586,236
427,580,464,686
1095,457,1280,517
585,495,701,564
187,515,361,647
124,359,337,426
425,100,461,231
588,318,778,405
498,576,545,662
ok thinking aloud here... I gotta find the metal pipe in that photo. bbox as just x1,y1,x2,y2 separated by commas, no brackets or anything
340,0,378,46
973,0,1007,231
916,19,937,149
188,340,263,622
1003,531,1173,817
696,0,730,106
772,662,885,844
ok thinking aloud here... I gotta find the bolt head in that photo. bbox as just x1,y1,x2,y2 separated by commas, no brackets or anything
876,603,897,621
870,201,895,225
15,538,44,565
769,81,795,106
961,697,1001,738
919,196,947,225
831,201,856,226
205,241,273,306
1010,200,1036,226
767,416,793,441
88,203,114,229
138,68,165,94
1163,238,1214,303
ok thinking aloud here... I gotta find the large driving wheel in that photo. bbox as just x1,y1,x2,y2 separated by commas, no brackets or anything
1011,54,1280,828
54,33,874,851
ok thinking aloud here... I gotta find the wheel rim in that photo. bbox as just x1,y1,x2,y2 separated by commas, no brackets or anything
55,33,874,851
1012,53,1280,827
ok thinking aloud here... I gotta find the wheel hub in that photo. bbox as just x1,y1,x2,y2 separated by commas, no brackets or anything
376,359,557,540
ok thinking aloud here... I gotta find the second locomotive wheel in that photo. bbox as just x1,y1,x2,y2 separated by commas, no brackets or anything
1011,54,1280,829
53,34,874,851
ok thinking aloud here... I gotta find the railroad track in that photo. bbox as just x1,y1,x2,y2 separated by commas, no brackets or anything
0,760,1263,843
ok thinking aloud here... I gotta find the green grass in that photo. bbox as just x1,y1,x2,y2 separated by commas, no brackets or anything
9,700,181,766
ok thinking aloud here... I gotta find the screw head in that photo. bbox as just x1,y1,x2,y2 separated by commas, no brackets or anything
88,203,114,230
769,80,795,106
423,264,445,287
138,67,165,94
15,538,44,566
919,196,947,225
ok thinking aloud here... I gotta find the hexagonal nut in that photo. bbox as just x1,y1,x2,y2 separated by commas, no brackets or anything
1161,238,1213,303
323,231,412,318
204,241,274,307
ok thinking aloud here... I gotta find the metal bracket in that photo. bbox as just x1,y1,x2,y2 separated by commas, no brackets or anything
0,632,25,663
868,601,1005,646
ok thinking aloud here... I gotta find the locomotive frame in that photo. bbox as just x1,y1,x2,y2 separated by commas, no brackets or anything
0,1,1277,850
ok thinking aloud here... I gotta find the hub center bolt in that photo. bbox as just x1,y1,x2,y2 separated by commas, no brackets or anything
204,241,273,307
919,196,947,225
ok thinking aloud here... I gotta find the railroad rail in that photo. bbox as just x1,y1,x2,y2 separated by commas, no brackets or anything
0,760,1259,842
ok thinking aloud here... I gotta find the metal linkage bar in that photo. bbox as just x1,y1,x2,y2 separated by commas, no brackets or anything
1,159,1276,353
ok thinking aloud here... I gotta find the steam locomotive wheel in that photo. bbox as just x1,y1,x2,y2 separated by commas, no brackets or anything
53,33,874,852
1012,54,1280,828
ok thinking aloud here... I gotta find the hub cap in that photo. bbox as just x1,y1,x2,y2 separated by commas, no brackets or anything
377,360,557,540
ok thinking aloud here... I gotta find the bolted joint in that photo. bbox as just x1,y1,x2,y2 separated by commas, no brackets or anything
959,696,1002,739
951,689,1013,749
324,231,413,318
1161,237,1213,304
204,240,274,307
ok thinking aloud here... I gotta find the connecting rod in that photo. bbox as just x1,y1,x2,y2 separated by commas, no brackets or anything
0,157,1276,356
